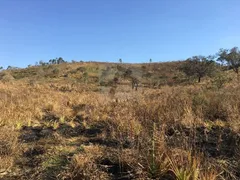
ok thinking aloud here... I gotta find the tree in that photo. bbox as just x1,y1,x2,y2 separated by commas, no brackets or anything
57,57,65,64
0,66,3,70
217,47,240,75
180,56,216,83
39,60,44,66
149,58,152,63
119,58,122,63
52,59,56,64
7,66,12,70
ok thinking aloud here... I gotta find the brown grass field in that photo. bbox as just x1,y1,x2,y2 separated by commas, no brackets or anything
0,62,239,179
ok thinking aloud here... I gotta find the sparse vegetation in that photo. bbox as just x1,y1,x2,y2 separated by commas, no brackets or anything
0,49,240,179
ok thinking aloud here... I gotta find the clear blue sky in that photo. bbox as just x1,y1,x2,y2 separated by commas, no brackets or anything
1,0,240,68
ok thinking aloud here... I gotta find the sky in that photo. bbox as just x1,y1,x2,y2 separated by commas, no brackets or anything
1,0,240,68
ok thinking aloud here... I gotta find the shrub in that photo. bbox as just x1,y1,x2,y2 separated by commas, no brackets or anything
211,73,231,89
52,68,60,75
0,73,15,82
77,66,86,72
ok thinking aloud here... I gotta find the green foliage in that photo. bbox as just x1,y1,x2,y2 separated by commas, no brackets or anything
180,56,216,82
218,47,240,74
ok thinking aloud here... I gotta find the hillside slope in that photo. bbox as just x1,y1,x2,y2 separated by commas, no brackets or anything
0,61,239,180
0,61,186,87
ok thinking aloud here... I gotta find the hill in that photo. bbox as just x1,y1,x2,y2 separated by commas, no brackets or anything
0,61,239,179
1,61,186,87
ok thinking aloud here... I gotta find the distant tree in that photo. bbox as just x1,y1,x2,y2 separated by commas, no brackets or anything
39,60,49,66
7,66,18,70
39,60,44,66
119,58,122,63
0,66,3,70
180,56,216,83
217,47,240,75
51,59,56,64
149,59,152,63
57,57,65,64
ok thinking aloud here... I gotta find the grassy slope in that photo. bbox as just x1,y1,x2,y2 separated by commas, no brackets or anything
0,61,239,180
2,61,185,85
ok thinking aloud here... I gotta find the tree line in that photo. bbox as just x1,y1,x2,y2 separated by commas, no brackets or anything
36,57,67,66
180,47,240,82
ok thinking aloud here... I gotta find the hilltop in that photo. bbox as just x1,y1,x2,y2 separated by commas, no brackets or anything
0,61,186,88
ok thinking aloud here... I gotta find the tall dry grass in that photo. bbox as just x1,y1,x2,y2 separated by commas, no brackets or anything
0,79,239,179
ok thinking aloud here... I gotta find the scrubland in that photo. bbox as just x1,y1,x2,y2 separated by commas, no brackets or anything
0,62,239,180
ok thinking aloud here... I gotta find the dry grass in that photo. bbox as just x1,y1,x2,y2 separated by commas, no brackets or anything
0,67,239,179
